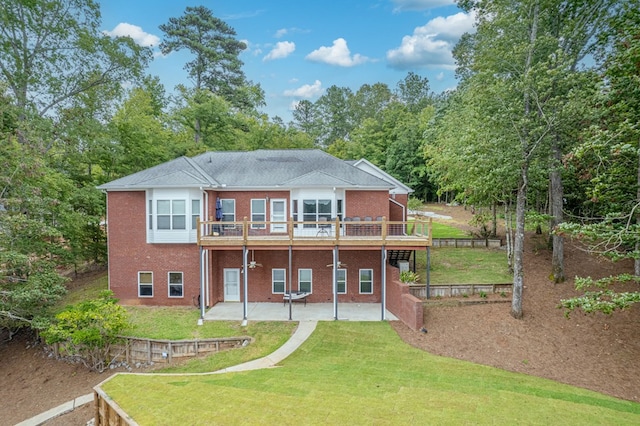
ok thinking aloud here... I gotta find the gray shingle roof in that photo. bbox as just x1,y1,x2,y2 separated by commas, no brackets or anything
98,149,393,190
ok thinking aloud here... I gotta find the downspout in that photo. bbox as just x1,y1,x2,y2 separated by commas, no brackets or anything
381,246,387,321
198,246,205,325
202,189,210,308
242,246,248,325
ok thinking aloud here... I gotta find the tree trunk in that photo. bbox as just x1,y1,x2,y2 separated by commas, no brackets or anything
505,202,514,273
550,136,565,282
636,143,640,276
492,201,497,237
512,169,527,319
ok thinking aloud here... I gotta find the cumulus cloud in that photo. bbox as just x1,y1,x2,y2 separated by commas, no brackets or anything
391,0,454,12
284,80,323,98
104,23,160,47
306,38,370,67
263,41,296,61
386,11,475,70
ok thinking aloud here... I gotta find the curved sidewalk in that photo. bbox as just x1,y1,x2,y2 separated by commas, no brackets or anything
16,321,318,426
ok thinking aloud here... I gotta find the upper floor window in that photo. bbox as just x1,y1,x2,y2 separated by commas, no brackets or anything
303,199,331,227
157,199,186,230
221,199,235,223
251,199,266,229
191,200,200,230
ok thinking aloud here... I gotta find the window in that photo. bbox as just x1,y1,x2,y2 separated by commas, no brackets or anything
221,199,235,225
157,200,186,230
359,269,373,294
337,269,347,294
168,272,183,297
337,199,343,220
138,272,153,297
298,269,312,293
272,269,286,294
251,199,266,229
303,199,332,227
148,200,153,230
191,200,200,230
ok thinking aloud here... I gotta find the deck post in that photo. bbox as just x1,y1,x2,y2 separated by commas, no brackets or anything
199,246,205,323
426,246,431,299
381,246,387,321
333,246,339,320
288,245,293,321
242,246,248,322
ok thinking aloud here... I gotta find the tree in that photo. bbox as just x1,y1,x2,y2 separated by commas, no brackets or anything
0,0,150,121
42,291,130,371
556,3,640,315
160,5,263,143
395,72,433,113
453,0,621,318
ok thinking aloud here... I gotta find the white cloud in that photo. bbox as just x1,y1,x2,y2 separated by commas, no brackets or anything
275,28,288,38
263,41,296,61
436,72,444,80
391,0,454,12
104,23,160,47
284,80,323,98
386,11,475,70
306,38,370,67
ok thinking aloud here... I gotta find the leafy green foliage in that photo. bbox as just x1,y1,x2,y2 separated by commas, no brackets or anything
399,270,420,284
42,291,130,371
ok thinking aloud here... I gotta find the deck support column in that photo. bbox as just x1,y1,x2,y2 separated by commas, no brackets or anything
333,246,339,320
288,245,293,321
426,246,431,299
242,246,248,322
381,246,387,321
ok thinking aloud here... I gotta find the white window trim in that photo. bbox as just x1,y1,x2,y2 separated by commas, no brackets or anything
156,199,187,230
251,199,266,229
298,268,313,293
168,271,184,298
272,268,286,294
138,271,153,298
359,269,373,294
337,269,347,294
221,199,236,226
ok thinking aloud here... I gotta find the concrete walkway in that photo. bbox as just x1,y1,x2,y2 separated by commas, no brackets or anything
16,321,318,426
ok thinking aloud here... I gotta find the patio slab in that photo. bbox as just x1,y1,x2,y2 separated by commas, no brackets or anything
203,302,397,322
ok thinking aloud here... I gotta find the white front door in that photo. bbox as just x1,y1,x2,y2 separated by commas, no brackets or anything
223,269,240,302
270,199,287,232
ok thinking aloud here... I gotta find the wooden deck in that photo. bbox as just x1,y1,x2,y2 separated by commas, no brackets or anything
197,217,431,249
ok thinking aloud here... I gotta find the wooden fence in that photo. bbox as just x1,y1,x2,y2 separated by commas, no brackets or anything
409,283,512,299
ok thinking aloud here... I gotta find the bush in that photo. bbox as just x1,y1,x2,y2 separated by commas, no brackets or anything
400,270,420,284
42,291,130,372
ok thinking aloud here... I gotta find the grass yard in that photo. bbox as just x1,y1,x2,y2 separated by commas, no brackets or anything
430,221,469,238
122,306,297,373
413,247,512,284
55,272,108,311
101,321,640,425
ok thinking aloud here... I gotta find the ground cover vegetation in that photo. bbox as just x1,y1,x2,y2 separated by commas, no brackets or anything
101,321,640,425
0,0,637,355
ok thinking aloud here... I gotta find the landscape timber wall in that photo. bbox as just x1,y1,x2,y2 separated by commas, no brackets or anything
409,283,512,299
386,266,424,331
110,336,253,365
431,238,502,248
94,386,137,426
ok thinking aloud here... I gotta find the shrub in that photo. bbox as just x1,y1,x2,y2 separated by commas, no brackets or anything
400,270,420,284
41,291,130,372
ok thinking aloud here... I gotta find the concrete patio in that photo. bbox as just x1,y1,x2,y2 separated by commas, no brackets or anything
203,302,397,322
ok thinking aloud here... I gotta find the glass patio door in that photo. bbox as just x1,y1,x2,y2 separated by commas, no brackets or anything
270,199,286,232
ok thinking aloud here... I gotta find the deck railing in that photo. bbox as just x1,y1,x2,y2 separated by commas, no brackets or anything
197,216,431,247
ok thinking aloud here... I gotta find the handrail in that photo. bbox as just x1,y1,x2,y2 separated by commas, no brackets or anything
198,216,431,245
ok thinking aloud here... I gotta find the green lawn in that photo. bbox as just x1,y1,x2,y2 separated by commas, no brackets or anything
431,221,469,238
428,247,512,284
101,322,640,425
122,306,297,374
54,272,108,312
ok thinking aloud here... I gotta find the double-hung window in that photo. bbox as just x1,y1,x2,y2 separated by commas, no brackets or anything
298,269,312,293
272,269,286,294
191,200,200,230
221,199,235,227
251,199,266,229
359,269,373,294
138,272,153,297
157,200,186,230
168,272,183,298
337,269,347,294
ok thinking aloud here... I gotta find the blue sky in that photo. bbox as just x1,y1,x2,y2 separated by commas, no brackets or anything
100,0,475,121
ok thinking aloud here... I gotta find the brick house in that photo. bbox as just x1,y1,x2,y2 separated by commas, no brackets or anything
98,149,430,323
